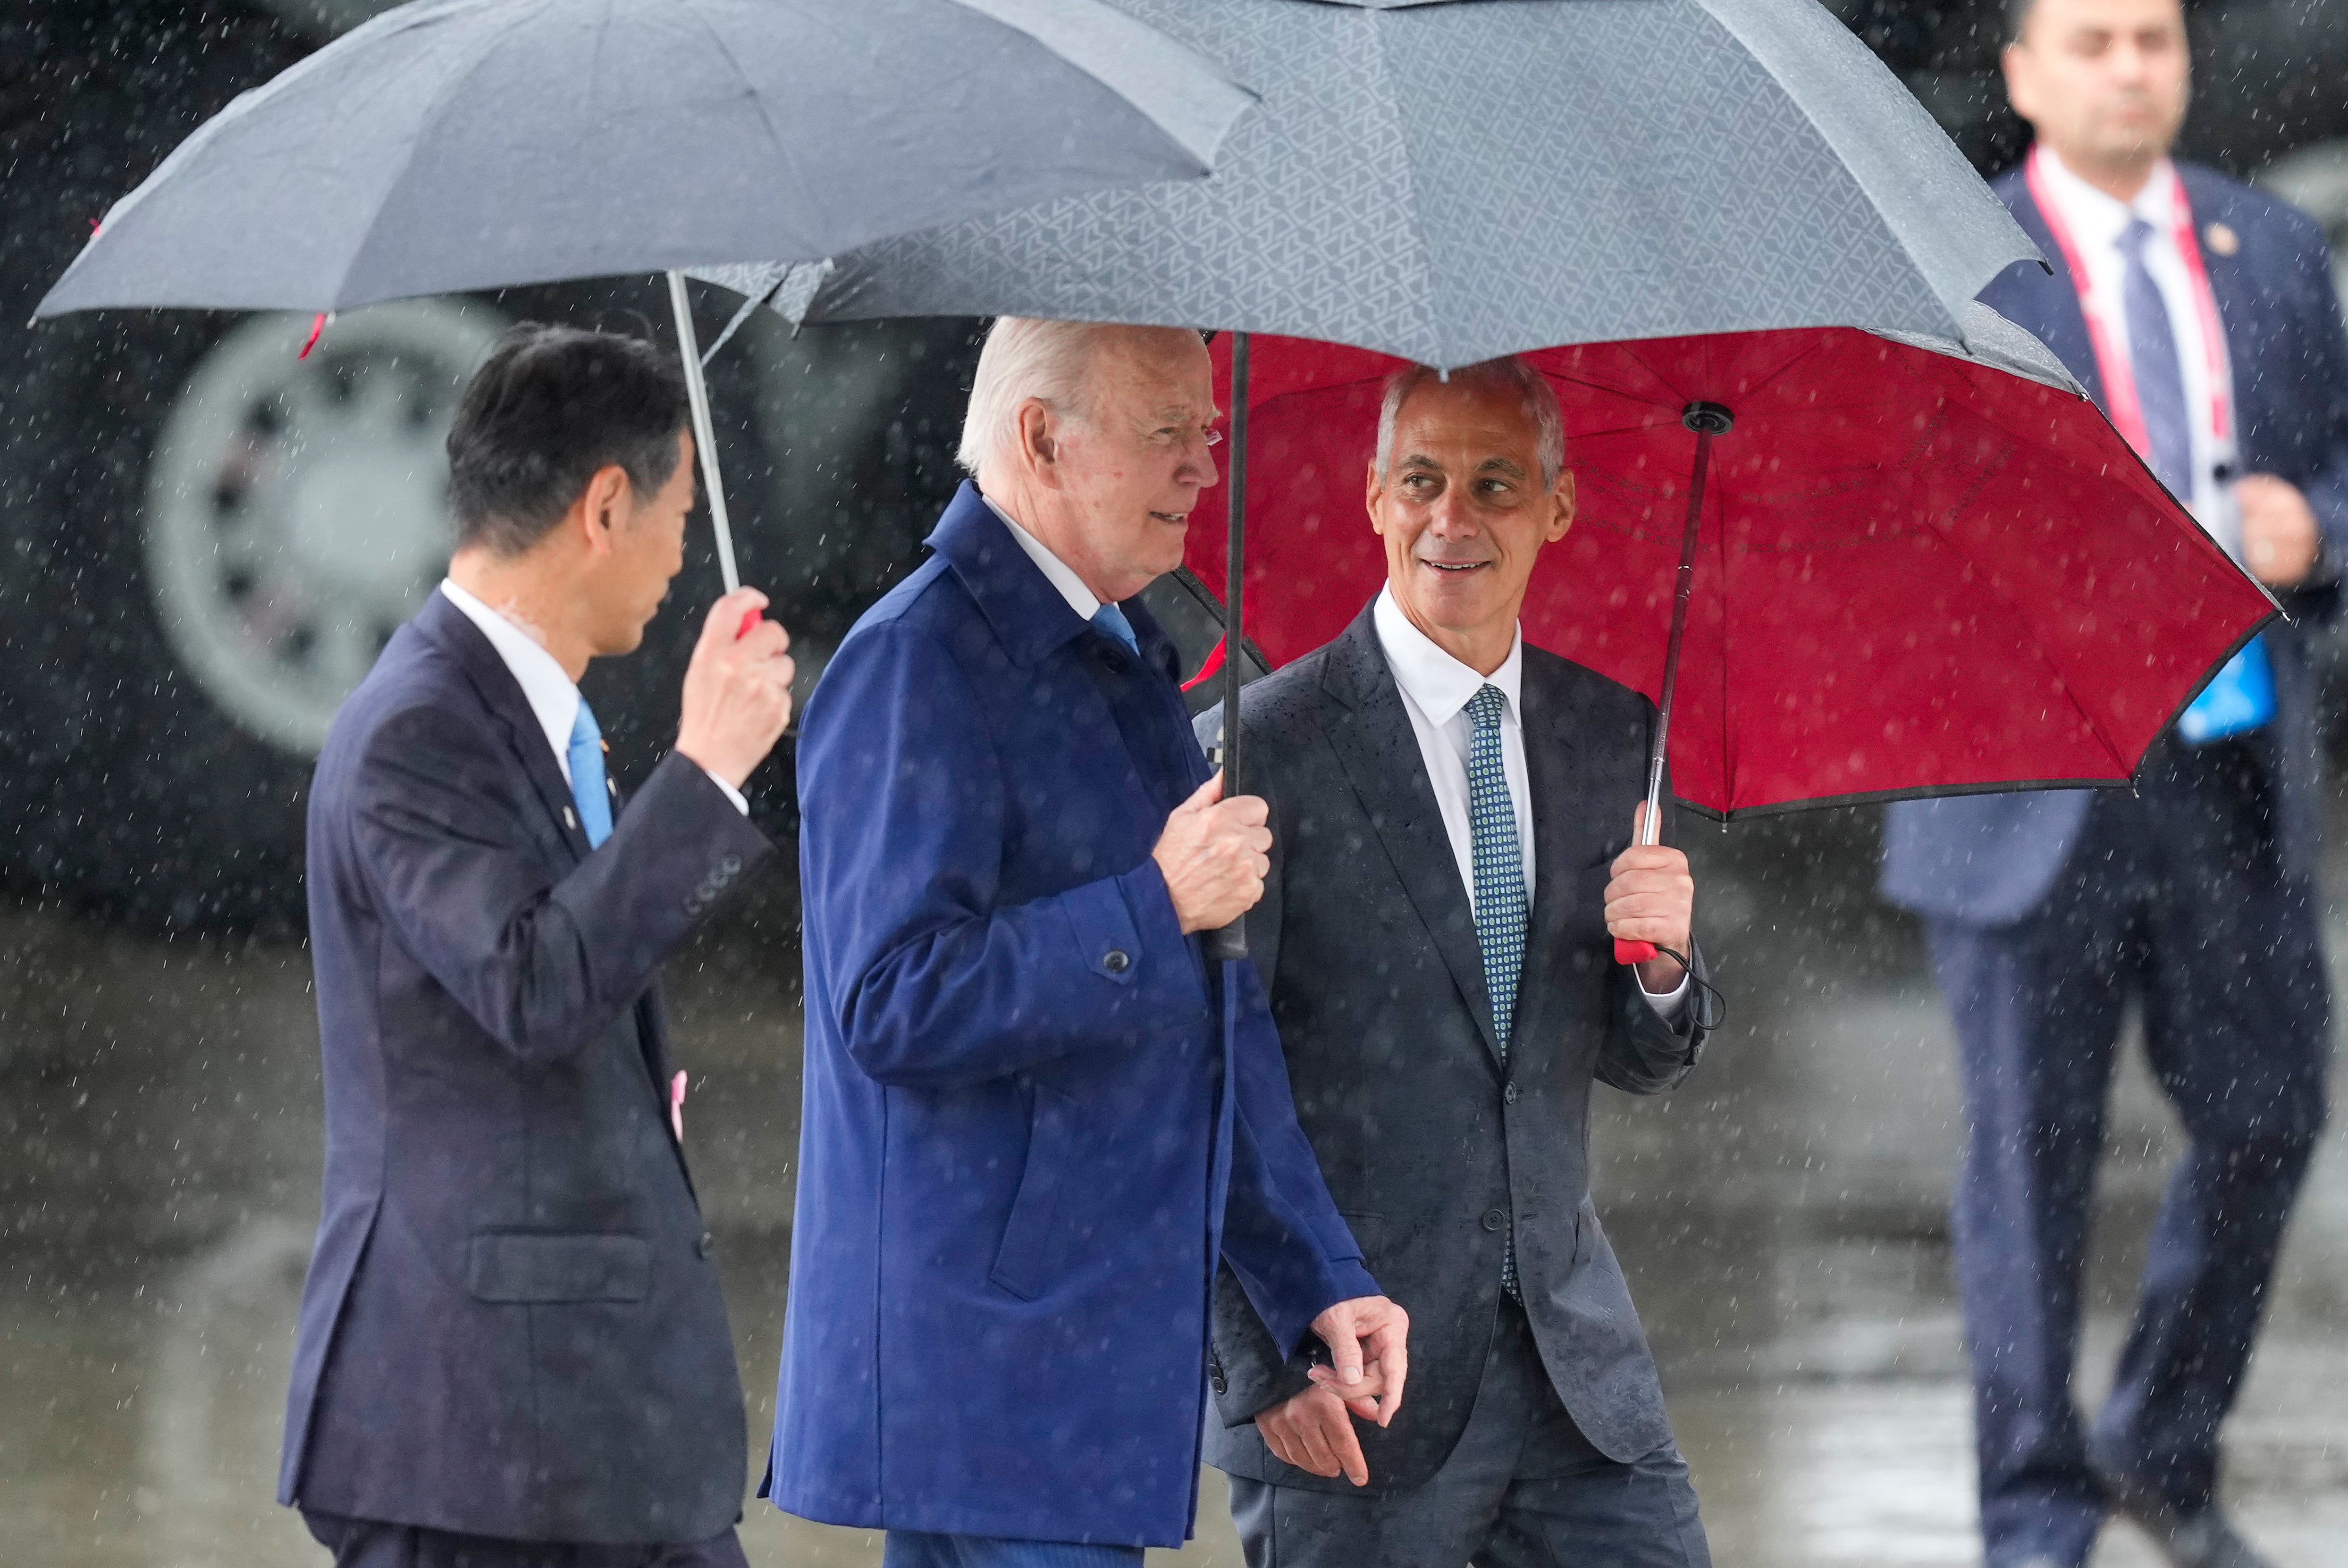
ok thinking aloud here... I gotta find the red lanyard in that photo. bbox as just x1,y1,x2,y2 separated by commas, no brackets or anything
2025,147,2232,461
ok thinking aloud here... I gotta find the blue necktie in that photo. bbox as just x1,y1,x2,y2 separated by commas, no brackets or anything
568,699,613,848
1464,685,1527,1298
1090,602,1138,655
2118,217,2194,500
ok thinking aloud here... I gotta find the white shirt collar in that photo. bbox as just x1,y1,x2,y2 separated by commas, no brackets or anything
439,578,582,782
981,493,1102,621
2034,146,2180,253
1372,583,1522,726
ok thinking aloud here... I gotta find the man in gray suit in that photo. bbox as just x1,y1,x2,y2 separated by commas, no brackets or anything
1200,358,1717,1566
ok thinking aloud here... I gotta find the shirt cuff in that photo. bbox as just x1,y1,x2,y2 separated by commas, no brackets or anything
700,768,749,815
1639,966,1690,1017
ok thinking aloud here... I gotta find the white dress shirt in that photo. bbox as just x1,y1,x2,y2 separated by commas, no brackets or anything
438,579,747,816
2035,148,2239,548
983,493,1102,620
1373,587,1687,1013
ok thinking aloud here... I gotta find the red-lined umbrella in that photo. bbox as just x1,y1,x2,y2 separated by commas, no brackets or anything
1183,313,2275,962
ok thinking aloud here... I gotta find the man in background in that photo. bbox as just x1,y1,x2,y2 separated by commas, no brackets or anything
1881,2,2348,1565
281,323,794,1567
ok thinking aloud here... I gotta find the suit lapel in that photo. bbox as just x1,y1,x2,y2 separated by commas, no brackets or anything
1318,607,1506,1070
2177,168,2261,432
416,593,589,868
1514,656,1581,1062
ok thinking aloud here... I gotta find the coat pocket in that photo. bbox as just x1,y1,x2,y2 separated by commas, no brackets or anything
988,1083,1081,1301
466,1231,652,1303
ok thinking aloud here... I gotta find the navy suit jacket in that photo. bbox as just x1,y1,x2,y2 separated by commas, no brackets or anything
771,484,1377,1547
280,590,774,1542
1883,161,2348,926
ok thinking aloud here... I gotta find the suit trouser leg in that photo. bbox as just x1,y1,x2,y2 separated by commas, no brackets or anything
2090,739,2330,1513
1226,1300,1707,1568
1927,830,2134,1568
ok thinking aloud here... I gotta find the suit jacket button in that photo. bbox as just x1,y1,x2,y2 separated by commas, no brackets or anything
1504,1082,1519,1104
698,1231,715,1258
1481,1207,1507,1232
1103,949,1131,973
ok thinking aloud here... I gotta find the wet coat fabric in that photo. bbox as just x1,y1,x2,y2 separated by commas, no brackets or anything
773,484,1377,1547
1197,605,1712,1493
1882,163,2348,926
280,591,774,1542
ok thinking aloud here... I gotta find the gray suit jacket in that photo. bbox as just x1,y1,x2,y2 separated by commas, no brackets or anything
1199,602,1714,1493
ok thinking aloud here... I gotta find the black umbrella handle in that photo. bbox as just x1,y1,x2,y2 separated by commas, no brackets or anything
1618,401,1731,965
1203,331,1250,964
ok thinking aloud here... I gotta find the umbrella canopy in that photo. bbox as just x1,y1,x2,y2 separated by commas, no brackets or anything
701,0,2038,365
35,0,1254,317
1185,310,2278,819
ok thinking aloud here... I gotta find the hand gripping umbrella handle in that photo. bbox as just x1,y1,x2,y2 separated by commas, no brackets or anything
1203,332,1250,963
1615,402,1731,968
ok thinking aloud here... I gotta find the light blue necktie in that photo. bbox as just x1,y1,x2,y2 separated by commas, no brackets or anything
1465,685,1527,1298
2120,218,2275,739
1090,602,1138,655
568,699,613,848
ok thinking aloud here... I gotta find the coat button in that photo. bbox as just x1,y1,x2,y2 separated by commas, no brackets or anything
1103,949,1132,973
697,1232,715,1259
1481,1208,1507,1232
1212,1371,1228,1396
1504,1082,1519,1104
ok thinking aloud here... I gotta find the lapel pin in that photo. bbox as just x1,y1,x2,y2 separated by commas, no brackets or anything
564,805,578,829
2205,221,2240,257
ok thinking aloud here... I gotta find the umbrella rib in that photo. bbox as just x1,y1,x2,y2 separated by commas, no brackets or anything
676,0,828,248
1362,14,1445,364
329,0,549,307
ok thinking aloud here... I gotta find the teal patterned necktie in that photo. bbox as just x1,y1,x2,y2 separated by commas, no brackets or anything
1465,684,1527,1299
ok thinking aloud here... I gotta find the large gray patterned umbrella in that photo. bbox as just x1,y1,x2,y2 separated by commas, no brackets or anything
698,0,2037,364
697,0,2047,960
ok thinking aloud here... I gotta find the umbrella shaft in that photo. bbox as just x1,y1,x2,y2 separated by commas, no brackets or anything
666,270,741,594
1203,332,1250,963
1642,428,1713,847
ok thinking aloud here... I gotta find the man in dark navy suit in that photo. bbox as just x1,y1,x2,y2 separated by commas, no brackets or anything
1880,2,2348,1565
279,324,794,1567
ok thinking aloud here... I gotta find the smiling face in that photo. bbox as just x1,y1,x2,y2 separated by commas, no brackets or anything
1368,372,1575,675
987,325,1220,606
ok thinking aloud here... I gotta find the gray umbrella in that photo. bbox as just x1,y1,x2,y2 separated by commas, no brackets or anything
35,0,1254,588
694,0,2047,958
699,0,2037,363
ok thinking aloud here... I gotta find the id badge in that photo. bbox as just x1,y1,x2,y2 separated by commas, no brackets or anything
2177,633,2276,743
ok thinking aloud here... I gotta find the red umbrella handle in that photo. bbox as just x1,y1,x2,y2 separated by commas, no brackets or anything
1615,937,1659,964
738,609,762,639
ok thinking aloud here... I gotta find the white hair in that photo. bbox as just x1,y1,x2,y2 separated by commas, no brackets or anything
1375,357,1567,489
956,316,1130,474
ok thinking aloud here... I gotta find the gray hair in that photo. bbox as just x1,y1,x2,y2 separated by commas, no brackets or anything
1375,357,1567,490
956,316,1126,474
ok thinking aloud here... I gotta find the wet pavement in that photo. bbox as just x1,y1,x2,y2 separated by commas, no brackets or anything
3,819,2344,1567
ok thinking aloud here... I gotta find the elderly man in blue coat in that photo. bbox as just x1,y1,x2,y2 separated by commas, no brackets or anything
774,318,1410,1567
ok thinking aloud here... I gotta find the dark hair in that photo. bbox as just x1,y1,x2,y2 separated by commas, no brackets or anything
446,322,691,556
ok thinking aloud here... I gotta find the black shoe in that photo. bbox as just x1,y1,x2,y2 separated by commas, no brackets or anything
2097,1468,2276,1568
